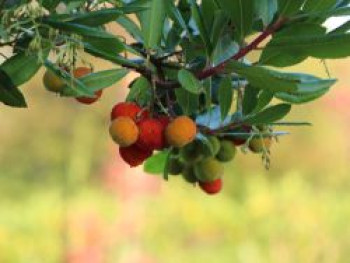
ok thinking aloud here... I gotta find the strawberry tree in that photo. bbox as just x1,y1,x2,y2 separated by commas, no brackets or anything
1,0,350,194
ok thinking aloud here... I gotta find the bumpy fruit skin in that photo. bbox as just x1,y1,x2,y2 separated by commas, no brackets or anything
180,141,204,164
216,140,236,162
249,137,272,153
136,118,165,150
194,158,224,183
165,116,197,148
43,70,65,93
182,166,198,184
199,179,222,195
73,67,91,78
109,117,139,147
110,102,148,121
168,157,184,175
119,144,153,167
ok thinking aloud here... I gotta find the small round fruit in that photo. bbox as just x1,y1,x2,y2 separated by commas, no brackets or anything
165,116,197,148
216,140,236,162
249,137,272,153
194,158,224,183
43,69,65,93
182,166,198,184
73,67,92,78
232,125,252,146
119,144,153,167
179,141,205,164
110,102,147,121
136,118,165,150
168,157,184,175
199,179,222,195
109,117,139,147
76,89,103,105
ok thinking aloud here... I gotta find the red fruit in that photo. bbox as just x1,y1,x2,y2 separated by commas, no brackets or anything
199,179,222,195
232,125,252,146
136,118,166,151
158,115,171,128
119,144,153,167
76,90,103,105
111,102,148,121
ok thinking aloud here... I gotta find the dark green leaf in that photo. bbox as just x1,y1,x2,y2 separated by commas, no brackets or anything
178,69,203,94
218,77,233,120
244,103,292,124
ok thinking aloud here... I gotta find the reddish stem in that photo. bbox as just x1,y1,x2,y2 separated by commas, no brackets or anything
196,18,286,80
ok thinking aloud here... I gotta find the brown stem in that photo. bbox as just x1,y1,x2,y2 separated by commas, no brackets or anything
154,17,287,89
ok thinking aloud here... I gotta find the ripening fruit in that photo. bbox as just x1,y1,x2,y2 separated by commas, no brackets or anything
168,157,184,175
194,157,224,183
232,125,252,146
249,137,272,153
165,116,197,148
179,141,205,164
110,102,148,121
109,117,139,147
182,166,198,184
119,144,153,167
76,90,103,105
73,67,103,105
136,118,166,150
199,178,222,195
43,69,65,93
216,140,236,162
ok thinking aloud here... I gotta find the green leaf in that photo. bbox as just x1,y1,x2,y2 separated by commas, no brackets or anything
303,0,338,12
126,76,151,106
254,90,274,113
216,0,255,42
175,88,199,115
188,0,213,53
275,74,336,104
226,61,298,93
277,0,305,16
0,70,27,107
144,150,170,175
260,23,326,67
138,0,166,49
1,51,45,86
243,85,259,115
218,77,233,120
178,69,203,94
117,16,144,43
255,0,278,27
261,30,350,61
212,33,239,66
245,103,292,124
62,69,129,97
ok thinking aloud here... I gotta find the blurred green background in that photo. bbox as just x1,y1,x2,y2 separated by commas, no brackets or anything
1,29,350,263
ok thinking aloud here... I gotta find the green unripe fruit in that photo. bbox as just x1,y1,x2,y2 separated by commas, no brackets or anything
180,141,204,164
249,137,272,153
207,136,221,156
43,69,65,93
216,140,236,162
194,158,224,183
168,157,184,175
182,166,198,183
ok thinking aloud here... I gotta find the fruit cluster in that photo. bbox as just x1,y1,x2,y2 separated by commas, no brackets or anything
43,67,103,104
108,102,272,195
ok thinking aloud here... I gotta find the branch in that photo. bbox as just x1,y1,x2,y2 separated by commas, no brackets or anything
155,17,287,89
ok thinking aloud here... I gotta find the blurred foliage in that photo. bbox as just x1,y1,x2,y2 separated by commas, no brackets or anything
1,58,350,262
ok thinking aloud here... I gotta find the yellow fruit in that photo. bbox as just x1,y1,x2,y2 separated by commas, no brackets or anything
43,70,65,93
249,137,272,153
194,157,224,182
165,116,197,147
109,117,139,147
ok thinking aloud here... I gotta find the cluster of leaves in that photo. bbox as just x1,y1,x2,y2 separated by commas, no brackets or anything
1,0,350,167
